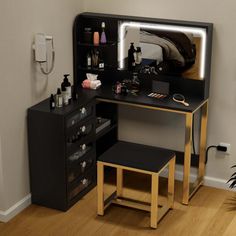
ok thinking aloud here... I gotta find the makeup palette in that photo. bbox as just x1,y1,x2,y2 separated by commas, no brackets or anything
148,93,168,99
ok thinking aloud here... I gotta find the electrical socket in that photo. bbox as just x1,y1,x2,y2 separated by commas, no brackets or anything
219,142,231,155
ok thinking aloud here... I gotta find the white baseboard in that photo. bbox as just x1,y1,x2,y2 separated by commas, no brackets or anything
161,169,233,191
0,194,31,223
204,175,234,191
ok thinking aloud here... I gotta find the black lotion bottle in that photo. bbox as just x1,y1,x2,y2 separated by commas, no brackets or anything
128,42,136,71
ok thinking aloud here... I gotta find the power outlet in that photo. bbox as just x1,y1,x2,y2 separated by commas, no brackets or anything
219,142,231,155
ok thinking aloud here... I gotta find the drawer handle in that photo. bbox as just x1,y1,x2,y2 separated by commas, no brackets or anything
80,107,87,115
81,161,87,169
80,125,86,133
81,178,88,186
81,144,86,151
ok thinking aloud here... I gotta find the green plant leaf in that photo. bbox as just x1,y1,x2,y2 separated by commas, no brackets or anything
229,180,236,188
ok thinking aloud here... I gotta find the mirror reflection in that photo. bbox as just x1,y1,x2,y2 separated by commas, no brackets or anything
118,21,206,80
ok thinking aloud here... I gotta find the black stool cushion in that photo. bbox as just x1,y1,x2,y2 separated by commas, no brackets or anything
98,141,175,173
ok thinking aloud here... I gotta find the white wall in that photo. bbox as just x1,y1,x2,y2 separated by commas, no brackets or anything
0,0,84,215
83,0,236,183
0,136,5,210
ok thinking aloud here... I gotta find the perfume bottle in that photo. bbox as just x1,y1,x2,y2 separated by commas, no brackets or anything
100,22,107,44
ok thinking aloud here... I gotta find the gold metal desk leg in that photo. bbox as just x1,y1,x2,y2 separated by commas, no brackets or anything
182,113,193,205
97,161,104,216
198,101,208,179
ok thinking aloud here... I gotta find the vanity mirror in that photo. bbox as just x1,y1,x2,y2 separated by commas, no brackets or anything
118,21,208,81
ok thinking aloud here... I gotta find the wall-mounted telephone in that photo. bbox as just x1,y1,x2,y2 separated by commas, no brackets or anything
33,33,55,75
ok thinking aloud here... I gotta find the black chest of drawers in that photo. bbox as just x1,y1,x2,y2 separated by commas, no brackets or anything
28,98,96,211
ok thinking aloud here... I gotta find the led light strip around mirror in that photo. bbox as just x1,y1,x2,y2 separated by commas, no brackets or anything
119,22,206,79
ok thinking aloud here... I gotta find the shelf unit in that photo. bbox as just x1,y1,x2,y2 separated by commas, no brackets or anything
73,13,118,87
73,13,119,161
95,101,118,158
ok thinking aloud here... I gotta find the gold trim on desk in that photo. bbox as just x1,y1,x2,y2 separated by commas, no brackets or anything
97,97,208,115
97,98,188,114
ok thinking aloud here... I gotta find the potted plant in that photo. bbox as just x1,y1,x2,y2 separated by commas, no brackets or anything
228,165,236,188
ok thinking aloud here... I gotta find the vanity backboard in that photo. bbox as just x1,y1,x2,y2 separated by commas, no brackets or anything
73,12,213,99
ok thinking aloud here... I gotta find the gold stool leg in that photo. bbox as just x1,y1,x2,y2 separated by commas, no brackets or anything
168,157,175,209
97,161,104,216
150,173,159,229
117,168,123,197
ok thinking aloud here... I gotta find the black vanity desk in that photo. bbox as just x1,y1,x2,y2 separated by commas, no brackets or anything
72,12,212,205
77,85,208,205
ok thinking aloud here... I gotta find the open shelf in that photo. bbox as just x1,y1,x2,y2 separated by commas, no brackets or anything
96,124,117,140
78,65,117,72
77,41,117,47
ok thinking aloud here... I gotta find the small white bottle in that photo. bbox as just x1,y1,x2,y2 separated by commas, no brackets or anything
135,47,142,64
61,85,69,106
87,52,92,68
56,88,63,108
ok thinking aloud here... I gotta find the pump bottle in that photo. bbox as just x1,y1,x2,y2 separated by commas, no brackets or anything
61,74,72,101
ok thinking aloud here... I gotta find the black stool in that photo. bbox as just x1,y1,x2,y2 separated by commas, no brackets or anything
97,141,176,229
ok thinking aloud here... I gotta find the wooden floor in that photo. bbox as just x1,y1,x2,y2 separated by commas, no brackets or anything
1,172,236,236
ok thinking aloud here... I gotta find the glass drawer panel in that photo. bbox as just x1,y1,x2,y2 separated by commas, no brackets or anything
68,155,95,183
66,103,93,128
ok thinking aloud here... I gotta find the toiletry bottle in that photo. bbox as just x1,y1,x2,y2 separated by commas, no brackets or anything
61,85,69,106
83,27,92,43
61,74,72,100
100,22,107,44
98,50,104,69
93,32,99,45
135,47,142,64
87,52,92,68
49,94,55,110
92,49,99,68
56,88,63,108
128,43,136,71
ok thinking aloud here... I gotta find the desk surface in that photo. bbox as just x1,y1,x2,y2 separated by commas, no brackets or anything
29,85,207,115
78,85,207,114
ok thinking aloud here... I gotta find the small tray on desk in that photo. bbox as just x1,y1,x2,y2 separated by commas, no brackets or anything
96,117,111,134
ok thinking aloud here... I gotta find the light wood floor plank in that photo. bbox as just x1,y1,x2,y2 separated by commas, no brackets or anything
0,172,235,236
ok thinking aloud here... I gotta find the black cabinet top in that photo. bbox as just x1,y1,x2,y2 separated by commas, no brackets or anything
28,95,94,116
